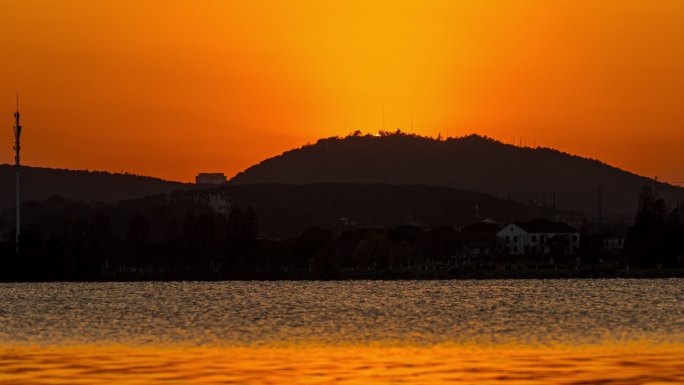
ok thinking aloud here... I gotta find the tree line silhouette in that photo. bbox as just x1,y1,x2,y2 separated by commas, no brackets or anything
0,186,682,281
623,186,684,269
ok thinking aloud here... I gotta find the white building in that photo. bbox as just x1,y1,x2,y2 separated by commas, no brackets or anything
195,173,227,185
207,194,230,215
497,219,579,255
603,237,625,255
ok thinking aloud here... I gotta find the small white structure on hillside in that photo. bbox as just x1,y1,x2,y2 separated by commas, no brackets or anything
497,219,579,255
603,237,625,255
207,194,230,215
196,173,227,185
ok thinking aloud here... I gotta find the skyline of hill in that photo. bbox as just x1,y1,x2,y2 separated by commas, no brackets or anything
0,164,190,208
3,132,682,224
230,132,684,221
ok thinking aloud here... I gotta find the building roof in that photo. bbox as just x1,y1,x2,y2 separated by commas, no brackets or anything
512,219,577,233
195,173,227,185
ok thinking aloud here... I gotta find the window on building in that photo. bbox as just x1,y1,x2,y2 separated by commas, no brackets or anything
572,235,578,242
506,236,510,242
514,236,518,242
541,235,546,243
532,246,537,253
531,235,537,242
513,246,518,253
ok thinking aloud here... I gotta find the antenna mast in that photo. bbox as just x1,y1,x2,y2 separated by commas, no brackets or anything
13,93,22,253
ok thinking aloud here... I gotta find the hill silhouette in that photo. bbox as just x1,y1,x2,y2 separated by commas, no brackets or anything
230,132,684,221
0,164,189,208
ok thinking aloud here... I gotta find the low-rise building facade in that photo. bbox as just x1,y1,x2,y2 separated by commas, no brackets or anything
603,237,625,255
497,219,579,256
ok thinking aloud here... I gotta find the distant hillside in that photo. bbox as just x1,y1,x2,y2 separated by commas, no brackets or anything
209,183,582,238
0,165,190,208
231,133,684,221
1,182,581,239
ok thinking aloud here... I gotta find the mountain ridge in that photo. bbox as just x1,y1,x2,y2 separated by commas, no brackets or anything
229,132,683,220
0,164,190,208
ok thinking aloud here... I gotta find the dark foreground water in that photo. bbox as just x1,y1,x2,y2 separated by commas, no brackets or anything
0,280,682,384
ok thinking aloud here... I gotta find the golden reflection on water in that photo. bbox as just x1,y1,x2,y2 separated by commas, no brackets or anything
1,343,683,385
2,281,683,383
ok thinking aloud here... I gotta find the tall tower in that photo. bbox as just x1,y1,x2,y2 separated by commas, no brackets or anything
13,95,22,253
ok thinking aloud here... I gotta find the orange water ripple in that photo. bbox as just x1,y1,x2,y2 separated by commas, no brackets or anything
1,343,683,385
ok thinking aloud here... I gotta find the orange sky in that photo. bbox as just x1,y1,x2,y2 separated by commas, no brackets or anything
1,0,683,183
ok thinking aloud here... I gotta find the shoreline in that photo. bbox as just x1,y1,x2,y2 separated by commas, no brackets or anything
2,268,684,282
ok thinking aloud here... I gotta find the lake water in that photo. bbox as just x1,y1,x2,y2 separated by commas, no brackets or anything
0,280,682,384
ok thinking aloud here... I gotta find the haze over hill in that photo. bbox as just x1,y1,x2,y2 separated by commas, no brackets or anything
0,165,189,208
214,183,582,238
3,183,581,240
230,133,684,221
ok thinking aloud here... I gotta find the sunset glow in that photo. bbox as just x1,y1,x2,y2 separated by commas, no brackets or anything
1,1,683,182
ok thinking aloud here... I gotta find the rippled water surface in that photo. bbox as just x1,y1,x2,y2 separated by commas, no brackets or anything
0,279,682,384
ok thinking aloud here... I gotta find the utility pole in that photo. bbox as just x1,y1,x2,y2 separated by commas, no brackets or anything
507,191,511,223
13,94,22,254
598,188,603,232
444,190,450,226
459,191,463,228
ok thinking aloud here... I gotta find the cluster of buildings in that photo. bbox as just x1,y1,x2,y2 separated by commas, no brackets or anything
190,173,626,261
454,218,626,269
497,219,580,256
